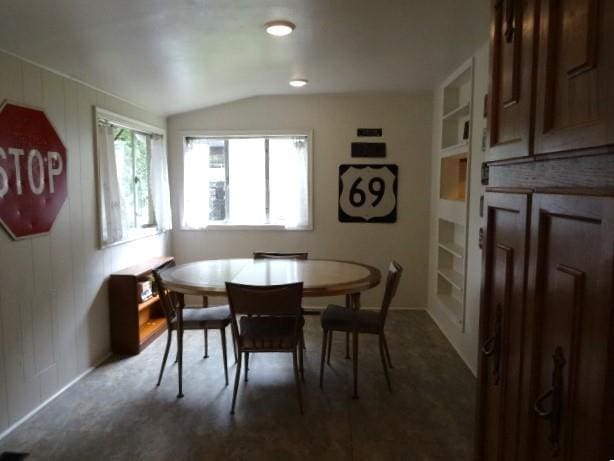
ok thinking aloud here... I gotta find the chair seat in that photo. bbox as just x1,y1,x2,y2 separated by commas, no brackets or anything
239,316,302,350
320,305,382,334
170,305,231,329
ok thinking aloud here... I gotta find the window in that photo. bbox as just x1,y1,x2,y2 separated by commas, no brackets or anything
183,133,311,230
95,108,172,247
113,127,154,230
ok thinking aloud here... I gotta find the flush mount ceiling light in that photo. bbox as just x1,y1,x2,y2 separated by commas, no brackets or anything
289,79,308,88
265,20,296,37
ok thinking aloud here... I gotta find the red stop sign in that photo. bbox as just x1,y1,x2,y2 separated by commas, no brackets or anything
0,101,68,239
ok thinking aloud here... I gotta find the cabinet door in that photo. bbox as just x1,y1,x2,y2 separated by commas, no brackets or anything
475,191,530,461
525,194,614,460
487,0,538,161
534,0,614,155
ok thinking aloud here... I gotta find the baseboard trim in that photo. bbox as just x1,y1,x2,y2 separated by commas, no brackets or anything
0,352,113,442
302,306,426,311
426,308,477,376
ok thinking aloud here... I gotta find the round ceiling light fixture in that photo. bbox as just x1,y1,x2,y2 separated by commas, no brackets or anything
265,20,296,37
289,79,308,88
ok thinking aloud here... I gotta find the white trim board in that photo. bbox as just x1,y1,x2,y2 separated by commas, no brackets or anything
426,308,477,376
0,353,112,442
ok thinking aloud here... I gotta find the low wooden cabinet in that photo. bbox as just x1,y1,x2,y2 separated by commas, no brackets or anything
109,256,174,355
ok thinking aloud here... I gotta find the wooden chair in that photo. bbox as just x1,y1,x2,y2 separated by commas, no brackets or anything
152,262,233,388
319,261,403,399
225,281,305,414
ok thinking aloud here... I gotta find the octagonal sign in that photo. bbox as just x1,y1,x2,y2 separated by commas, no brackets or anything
0,101,67,239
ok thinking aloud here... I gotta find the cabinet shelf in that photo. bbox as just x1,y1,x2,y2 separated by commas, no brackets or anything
438,241,464,258
139,318,167,344
437,294,464,324
138,295,160,311
437,267,464,291
443,102,471,121
438,199,467,225
441,141,469,158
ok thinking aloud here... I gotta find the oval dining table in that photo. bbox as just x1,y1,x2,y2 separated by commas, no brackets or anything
160,258,381,397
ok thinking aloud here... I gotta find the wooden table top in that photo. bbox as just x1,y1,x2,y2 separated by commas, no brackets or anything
160,258,381,297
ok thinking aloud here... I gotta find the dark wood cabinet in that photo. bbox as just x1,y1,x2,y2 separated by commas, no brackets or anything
476,192,530,461
478,1,614,458
109,256,173,355
488,0,614,159
524,194,614,459
534,0,614,156
487,0,538,161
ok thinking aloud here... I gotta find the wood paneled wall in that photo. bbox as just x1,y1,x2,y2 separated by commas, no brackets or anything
0,50,169,435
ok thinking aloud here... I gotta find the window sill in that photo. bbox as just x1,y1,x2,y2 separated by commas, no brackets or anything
180,224,313,232
100,226,166,248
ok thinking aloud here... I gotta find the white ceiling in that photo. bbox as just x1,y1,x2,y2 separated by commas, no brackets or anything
0,0,489,115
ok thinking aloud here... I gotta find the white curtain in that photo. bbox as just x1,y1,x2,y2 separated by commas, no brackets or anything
150,134,173,231
182,139,210,228
97,124,123,245
291,137,310,228
269,136,310,228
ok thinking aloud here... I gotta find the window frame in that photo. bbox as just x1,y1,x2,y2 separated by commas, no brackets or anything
95,107,167,248
180,130,314,231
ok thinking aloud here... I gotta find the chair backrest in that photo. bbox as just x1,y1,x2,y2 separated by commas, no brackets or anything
253,252,309,260
225,282,304,317
152,260,178,326
379,261,403,325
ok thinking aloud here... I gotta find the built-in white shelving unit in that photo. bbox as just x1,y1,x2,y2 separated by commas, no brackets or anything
434,58,474,330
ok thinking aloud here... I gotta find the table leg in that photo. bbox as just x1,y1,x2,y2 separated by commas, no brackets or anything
351,292,361,399
177,295,185,398
345,294,351,359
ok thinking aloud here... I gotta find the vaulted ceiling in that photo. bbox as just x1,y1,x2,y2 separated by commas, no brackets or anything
0,0,489,115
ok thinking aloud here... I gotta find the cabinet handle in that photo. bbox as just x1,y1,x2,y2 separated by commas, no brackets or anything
534,388,554,418
533,346,566,457
504,0,516,43
480,303,502,385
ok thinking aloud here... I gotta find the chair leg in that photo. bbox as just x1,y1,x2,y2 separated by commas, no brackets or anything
327,330,333,364
230,327,238,363
345,332,350,359
175,330,183,363
292,349,304,414
204,328,209,358
382,332,393,368
319,328,327,388
379,334,392,392
244,352,249,382
157,329,172,386
221,328,229,386
230,349,242,415
299,336,305,382
352,331,359,399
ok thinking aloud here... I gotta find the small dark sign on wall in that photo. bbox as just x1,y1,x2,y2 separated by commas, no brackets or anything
338,164,398,223
351,142,386,158
356,128,383,137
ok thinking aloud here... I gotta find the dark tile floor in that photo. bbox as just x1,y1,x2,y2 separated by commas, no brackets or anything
0,311,475,460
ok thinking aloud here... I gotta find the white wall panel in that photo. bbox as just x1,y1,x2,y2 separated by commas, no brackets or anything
0,50,169,434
